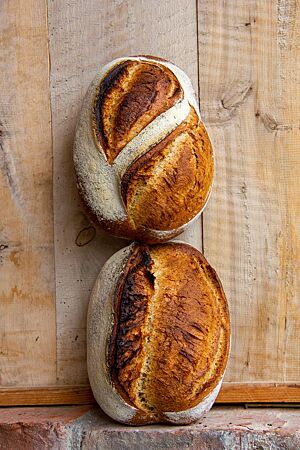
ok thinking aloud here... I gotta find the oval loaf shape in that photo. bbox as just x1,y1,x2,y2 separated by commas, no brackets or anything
87,242,230,425
74,56,214,242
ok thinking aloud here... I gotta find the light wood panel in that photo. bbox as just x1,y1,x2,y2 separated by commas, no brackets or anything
0,0,56,385
47,0,201,384
0,0,299,403
198,0,300,383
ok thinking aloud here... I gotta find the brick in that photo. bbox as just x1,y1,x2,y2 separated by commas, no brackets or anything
77,407,300,450
0,406,299,450
0,406,92,450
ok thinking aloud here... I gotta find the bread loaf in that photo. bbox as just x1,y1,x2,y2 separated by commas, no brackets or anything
74,56,214,242
87,242,230,425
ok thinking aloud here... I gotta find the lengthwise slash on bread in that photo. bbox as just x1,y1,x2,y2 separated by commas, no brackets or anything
74,56,214,243
87,242,230,425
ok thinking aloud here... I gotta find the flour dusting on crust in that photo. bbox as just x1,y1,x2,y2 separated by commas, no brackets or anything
74,56,212,241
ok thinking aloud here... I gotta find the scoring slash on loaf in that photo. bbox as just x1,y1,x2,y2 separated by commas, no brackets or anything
74,56,214,242
87,242,230,425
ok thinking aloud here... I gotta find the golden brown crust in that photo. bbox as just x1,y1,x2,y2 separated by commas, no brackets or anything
122,109,214,231
75,56,215,243
93,60,182,163
108,242,230,415
108,245,155,408
74,183,182,244
144,244,229,412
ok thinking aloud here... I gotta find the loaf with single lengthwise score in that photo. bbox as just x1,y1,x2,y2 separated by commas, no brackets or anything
87,242,230,425
74,56,214,243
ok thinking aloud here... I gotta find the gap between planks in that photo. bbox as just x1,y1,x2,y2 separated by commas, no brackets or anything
0,384,300,406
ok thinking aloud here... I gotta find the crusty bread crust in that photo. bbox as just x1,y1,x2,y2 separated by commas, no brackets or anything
122,109,213,231
87,242,230,425
74,56,214,243
94,60,182,163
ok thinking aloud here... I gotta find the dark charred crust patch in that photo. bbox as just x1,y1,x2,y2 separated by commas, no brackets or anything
114,70,157,135
108,244,155,405
94,62,130,151
93,59,182,163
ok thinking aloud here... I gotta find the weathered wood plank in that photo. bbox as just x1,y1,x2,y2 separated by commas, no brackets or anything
1,0,299,402
0,0,56,385
47,0,200,384
198,0,300,383
272,0,300,382
1,383,300,406
0,386,95,406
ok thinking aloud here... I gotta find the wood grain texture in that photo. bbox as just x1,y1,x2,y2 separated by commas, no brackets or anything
47,0,201,384
1,383,300,406
198,0,300,383
0,0,56,385
0,386,94,406
0,0,299,403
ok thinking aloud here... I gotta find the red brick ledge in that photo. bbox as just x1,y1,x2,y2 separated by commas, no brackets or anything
0,406,299,449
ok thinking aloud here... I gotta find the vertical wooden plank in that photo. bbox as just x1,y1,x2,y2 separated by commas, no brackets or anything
270,0,300,382
0,0,56,385
48,0,200,383
198,0,300,383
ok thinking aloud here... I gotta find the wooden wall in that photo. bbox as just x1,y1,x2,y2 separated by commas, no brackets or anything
0,0,299,404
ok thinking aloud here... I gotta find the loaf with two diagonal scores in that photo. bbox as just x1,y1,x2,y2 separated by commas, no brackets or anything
74,56,214,243
87,242,230,425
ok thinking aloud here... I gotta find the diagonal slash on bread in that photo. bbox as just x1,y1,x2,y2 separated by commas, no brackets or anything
74,56,214,242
